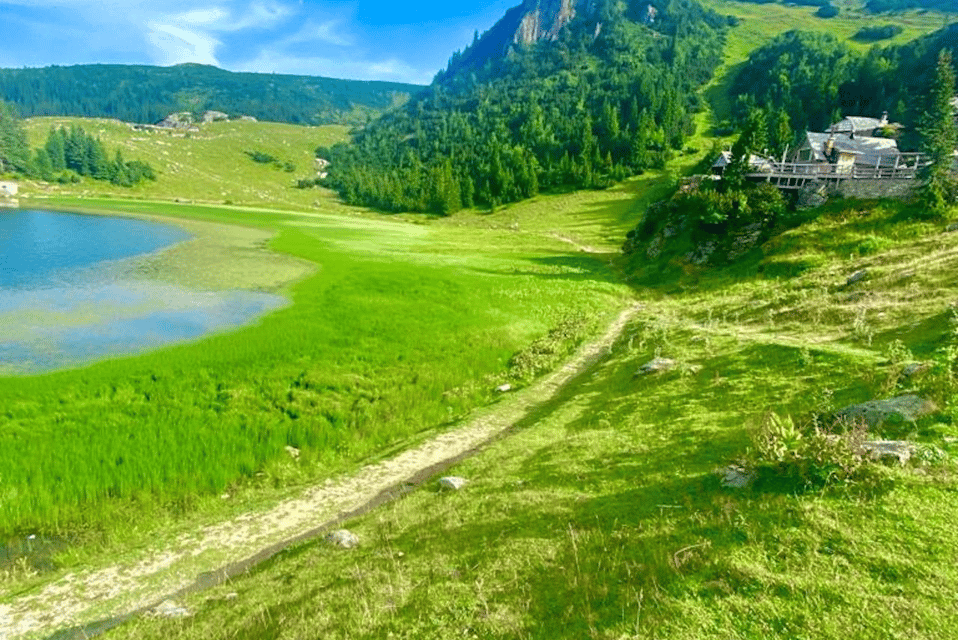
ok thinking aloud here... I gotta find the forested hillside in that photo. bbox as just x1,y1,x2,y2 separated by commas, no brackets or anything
730,23,958,147
319,0,729,214
0,64,423,126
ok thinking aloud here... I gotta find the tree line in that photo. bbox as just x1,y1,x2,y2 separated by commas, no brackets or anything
0,63,422,126
317,0,729,214
0,101,156,186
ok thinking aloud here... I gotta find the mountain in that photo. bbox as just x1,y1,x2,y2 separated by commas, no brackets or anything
320,0,729,214
0,64,425,126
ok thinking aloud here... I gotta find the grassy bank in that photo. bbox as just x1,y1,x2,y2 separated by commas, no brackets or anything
0,188,636,539
106,198,958,640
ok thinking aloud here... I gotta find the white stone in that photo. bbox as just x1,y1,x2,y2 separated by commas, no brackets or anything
151,599,191,618
846,269,868,286
326,529,359,549
861,440,915,465
495,383,513,393
636,357,677,375
439,476,468,491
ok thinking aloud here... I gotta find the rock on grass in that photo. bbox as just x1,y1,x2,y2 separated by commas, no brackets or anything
834,395,937,429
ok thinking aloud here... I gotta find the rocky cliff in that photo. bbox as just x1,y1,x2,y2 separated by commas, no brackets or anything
513,0,594,44
440,0,602,79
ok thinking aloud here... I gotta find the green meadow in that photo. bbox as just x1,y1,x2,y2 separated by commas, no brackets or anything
107,197,958,640
4,3,958,636
0,185,636,539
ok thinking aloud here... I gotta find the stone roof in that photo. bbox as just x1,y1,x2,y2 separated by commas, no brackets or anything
829,114,900,136
712,150,774,172
804,131,900,167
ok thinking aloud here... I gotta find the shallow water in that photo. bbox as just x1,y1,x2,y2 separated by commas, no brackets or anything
0,209,286,374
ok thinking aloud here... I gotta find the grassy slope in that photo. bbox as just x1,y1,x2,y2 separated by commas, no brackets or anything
89,4,958,640
20,118,349,209
105,202,958,640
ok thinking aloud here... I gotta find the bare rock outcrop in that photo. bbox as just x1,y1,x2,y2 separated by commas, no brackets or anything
833,394,937,429
514,0,590,44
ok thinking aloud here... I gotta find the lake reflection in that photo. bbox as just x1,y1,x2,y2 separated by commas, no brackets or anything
0,210,286,374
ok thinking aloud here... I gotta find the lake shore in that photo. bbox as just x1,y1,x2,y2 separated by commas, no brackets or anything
16,196,316,293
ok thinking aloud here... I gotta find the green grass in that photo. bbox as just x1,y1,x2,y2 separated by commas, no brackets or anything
0,188,636,539
102,194,958,640
20,118,349,209
6,12,958,635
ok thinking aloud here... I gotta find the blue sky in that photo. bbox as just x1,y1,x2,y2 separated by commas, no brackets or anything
0,1,518,84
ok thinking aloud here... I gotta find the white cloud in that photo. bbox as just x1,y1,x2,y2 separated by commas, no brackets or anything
147,21,221,66
284,20,354,47
175,8,229,27
238,50,432,84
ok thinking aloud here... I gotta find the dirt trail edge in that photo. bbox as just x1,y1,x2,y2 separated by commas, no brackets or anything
1,303,642,640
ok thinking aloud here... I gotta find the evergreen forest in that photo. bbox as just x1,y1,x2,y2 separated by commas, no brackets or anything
0,103,155,186
0,63,423,127
318,0,730,214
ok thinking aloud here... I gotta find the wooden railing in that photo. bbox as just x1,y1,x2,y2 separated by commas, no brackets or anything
744,153,926,187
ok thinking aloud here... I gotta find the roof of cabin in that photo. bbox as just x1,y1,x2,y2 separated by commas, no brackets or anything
803,131,900,166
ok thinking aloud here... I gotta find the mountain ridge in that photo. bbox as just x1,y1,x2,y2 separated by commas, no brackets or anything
0,63,425,127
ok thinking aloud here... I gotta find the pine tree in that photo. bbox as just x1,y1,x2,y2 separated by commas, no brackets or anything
0,100,31,173
918,50,957,215
45,128,66,171
725,108,769,191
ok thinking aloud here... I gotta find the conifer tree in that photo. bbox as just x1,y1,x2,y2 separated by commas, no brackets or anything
918,49,957,215
0,100,31,173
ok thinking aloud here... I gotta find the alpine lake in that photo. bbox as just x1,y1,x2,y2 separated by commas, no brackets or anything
0,208,286,375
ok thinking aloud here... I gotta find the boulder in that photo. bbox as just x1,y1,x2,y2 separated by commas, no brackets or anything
900,362,931,378
325,529,359,549
439,476,468,491
861,440,915,465
834,394,937,429
797,180,828,209
727,223,764,261
717,465,753,489
635,357,677,376
845,269,868,286
202,110,229,123
495,383,513,393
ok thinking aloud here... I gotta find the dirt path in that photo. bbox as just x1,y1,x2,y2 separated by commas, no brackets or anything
0,303,642,640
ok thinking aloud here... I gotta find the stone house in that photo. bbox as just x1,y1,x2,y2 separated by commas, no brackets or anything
794,130,902,172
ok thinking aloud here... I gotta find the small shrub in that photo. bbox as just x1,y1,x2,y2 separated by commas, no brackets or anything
749,412,869,490
244,150,278,164
816,3,840,18
853,25,904,42
883,339,914,365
